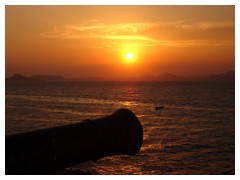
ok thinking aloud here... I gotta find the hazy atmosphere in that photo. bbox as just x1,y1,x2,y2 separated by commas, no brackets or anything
6,5,234,78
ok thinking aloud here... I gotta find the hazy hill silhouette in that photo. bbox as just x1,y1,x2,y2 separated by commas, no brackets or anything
206,71,235,81
7,74,29,81
157,73,186,81
29,75,65,81
6,74,65,82
140,71,234,81
6,71,234,82
140,73,185,81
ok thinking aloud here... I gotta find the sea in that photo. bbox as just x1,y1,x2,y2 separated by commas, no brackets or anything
5,80,235,175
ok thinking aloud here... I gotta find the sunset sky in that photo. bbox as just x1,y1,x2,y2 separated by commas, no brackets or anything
5,5,235,78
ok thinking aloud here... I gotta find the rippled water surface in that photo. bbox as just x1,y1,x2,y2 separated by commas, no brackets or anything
5,81,235,174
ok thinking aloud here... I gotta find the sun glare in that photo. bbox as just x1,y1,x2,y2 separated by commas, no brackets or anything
125,52,135,63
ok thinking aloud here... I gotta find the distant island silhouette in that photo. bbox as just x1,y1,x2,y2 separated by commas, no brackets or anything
6,74,65,82
140,71,235,81
6,71,234,82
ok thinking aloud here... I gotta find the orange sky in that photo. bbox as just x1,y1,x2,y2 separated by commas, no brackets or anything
5,5,235,78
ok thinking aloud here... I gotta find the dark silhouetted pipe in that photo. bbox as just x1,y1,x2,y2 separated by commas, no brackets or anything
5,108,143,175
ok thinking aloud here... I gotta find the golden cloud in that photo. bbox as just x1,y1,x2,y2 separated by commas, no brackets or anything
41,20,234,48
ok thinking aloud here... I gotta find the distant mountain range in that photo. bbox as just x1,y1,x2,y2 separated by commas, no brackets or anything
140,71,235,81
205,71,235,81
6,71,234,82
140,73,186,81
6,74,65,81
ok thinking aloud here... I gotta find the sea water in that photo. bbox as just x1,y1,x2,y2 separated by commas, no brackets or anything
5,81,235,174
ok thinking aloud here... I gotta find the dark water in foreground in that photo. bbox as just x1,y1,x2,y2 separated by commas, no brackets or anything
5,81,235,174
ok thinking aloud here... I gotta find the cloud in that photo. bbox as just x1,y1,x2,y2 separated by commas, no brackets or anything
41,20,234,48
41,22,162,47
161,20,234,30
196,21,234,30
169,39,234,47
41,22,156,39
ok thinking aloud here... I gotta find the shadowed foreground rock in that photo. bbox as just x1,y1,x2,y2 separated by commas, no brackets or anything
6,109,143,175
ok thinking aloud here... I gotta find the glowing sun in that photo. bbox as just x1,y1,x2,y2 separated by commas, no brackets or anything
125,52,135,63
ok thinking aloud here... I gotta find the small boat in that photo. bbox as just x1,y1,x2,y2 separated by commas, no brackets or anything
155,106,165,110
